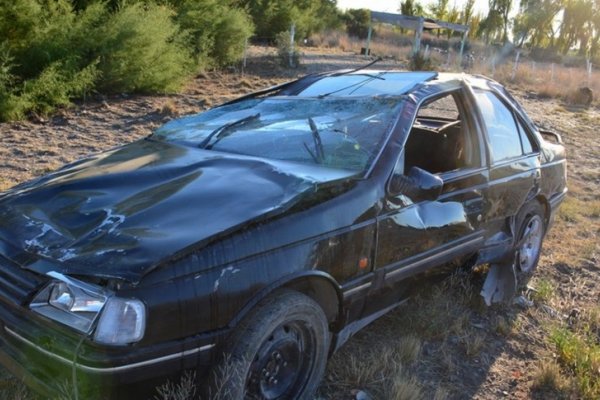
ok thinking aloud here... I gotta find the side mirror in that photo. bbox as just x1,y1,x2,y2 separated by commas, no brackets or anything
390,166,443,202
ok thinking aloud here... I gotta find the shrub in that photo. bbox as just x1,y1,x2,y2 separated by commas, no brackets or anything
410,52,434,71
94,2,191,93
344,9,371,39
275,31,300,68
175,0,253,68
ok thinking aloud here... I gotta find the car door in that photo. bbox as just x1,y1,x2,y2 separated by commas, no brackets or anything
471,88,541,238
374,88,488,297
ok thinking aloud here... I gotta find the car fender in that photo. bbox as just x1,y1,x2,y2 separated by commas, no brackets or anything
228,270,343,330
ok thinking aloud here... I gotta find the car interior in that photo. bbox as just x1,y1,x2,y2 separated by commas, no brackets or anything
404,92,479,175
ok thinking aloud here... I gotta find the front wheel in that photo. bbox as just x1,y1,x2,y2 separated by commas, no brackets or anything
207,290,330,400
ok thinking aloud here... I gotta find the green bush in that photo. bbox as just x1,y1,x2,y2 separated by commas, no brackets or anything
94,2,191,93
275,31,300,68
344,8,371,39
238,0,340,40
0,0,258,121
175,0,253,68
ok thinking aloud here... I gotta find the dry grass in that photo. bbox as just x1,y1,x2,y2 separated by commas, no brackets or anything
531,360,569,397
471,60,600,107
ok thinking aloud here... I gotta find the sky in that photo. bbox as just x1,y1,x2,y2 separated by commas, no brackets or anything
336,0,491,17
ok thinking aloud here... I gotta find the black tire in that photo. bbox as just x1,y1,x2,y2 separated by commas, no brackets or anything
206,290,329,400
515,201,546,276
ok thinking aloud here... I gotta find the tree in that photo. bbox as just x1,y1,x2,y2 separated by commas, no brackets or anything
343,8,371,39
236,0,340,40
462,0,476,24
590,0,600,58
479,0,512,43
512,0,563,48
398,0,425,16
429,0,449,37
558,0,593,54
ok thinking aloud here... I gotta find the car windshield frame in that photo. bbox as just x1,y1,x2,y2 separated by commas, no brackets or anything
152,95,408,175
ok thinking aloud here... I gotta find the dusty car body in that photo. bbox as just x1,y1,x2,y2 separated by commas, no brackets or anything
0,70,566,399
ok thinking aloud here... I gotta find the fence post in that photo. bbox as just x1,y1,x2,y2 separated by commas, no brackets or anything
587,58,593,85
459,30,468,65
242,38,248,75
365,24,372,58
413,17,424,56
289,24,296,68
511,51,520,80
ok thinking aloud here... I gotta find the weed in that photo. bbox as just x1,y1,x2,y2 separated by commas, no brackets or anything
386,374,423,400
462,330,486,358
531,278,555,303
531,360,568,397
494,315,512,336
396,335,422,364
154,371,196,400
158,100,179,117
550,326,600,399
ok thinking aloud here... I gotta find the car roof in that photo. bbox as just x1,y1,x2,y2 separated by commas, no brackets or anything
277,70,473,98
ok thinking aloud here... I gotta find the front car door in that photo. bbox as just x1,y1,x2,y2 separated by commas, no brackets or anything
374,82,488,303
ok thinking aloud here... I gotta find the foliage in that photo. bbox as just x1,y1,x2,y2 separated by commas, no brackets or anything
237,0,340,40
343,8,371,39
0,0,259,120
409,52,434,71
551,326,600,399
173,0,253,68
275,31,300,68
94,2,191,93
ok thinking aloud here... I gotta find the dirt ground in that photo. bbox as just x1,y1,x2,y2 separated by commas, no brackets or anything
0,47,598,400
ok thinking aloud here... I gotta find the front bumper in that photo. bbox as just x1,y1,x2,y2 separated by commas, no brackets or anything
0,299,222,399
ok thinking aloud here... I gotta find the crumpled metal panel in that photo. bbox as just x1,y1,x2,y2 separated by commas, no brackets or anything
0,139,357,283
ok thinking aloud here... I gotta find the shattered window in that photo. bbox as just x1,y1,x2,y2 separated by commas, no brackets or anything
153,97,404,172
473,90,523,162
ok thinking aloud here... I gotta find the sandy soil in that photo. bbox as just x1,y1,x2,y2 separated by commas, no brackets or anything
0,46,598,400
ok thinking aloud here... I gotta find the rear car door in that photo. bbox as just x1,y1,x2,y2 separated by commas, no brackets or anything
471,88,541,237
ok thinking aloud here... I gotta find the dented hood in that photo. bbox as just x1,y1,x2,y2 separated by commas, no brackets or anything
0,139,356,283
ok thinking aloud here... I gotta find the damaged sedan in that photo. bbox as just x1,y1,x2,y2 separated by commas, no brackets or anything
0,70,566,399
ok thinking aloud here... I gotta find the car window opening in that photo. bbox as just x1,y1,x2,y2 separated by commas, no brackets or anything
404,92,480,175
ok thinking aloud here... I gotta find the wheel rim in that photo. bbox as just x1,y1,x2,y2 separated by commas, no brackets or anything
245,322,315,399
518,214,543,273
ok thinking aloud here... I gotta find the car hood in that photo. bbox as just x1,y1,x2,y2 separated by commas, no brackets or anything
0,139,357,283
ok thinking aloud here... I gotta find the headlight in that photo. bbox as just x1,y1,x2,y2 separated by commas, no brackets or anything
30,271,145,345
93,297,145,345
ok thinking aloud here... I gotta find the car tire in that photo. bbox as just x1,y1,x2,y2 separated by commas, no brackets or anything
515,201,546,275
206,290,330,400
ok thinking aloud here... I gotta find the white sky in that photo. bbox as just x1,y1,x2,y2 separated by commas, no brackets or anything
336,0,491,17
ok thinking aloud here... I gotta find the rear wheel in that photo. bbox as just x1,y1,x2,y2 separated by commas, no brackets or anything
207,290,329,400
515,201,546,276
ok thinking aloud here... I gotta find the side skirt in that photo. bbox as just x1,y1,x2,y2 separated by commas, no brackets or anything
329,298,408,355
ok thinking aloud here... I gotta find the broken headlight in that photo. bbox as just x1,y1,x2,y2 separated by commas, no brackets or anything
30,272,145,345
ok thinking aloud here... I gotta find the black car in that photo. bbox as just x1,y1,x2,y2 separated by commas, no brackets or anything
0,70,567,399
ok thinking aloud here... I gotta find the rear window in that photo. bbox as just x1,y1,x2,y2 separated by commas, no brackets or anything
153,97,404,172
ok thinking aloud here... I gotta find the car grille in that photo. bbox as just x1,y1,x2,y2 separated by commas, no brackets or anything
0,255,44,306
